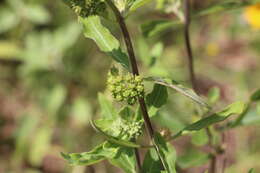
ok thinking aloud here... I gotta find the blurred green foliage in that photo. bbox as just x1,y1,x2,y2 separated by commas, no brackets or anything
0,0,260,173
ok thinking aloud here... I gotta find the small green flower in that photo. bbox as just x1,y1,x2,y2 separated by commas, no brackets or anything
106,69,144,105
65,0,107,17
116,95,123,101
120,120,143,140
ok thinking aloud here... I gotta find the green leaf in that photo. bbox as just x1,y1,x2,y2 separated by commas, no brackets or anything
177,149,209,168
146,77,210,109
71,97,92,127
146,84,168,117
191,129,209,146
91,120,141,148
251,89,260,102
23,5,51,24
130,0,152,11
80,16,129,69
98,93,117,119
154,133,177,173
172,101,246,139
196,0,257,17
142,149,163,173
29,126,52,166
0,8,19,34
119,106,135,122
141,0,260,37
61,142,119,166
141,20,181,38
248,168,255,173
109,148,137,173
207,87,220,105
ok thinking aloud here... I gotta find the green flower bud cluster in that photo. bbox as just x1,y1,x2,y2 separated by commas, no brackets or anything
65,0,106,17
107,72,144,105
120,121,143,140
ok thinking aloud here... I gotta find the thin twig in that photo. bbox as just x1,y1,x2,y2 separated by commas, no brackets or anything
184,0,198,92
105,0,166,171
134,147,142,171
183,1,220,173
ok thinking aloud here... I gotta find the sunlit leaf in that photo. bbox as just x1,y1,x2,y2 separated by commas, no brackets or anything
130,0,152,11
172,101,246,139
61,142,119,165
80,16,130,69
146,77,210,109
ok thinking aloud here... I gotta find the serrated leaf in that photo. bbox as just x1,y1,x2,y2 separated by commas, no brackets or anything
146,77,210,109
251,89,260,102
146,84,168,117
109,148,136,173
61,142,119,166
80,16,129,69
172,101,246,139
98,93,117,119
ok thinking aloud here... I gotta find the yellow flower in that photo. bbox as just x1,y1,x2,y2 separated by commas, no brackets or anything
244,3,260,29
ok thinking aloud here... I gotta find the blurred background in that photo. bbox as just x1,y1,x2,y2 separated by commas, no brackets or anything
0,0,260,172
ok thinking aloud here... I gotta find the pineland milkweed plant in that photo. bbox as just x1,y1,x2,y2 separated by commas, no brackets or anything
61,0,260,173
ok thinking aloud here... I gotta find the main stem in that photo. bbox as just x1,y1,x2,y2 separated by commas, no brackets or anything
184,0,198,92
105,0,166,170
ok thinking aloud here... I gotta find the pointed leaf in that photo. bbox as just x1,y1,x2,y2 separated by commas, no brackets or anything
80,16,129,69
172,101,246,139
146,77,210,108
61,142,119,166
130,0,152,11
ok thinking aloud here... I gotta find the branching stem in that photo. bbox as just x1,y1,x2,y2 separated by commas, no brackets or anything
105,0,166,171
